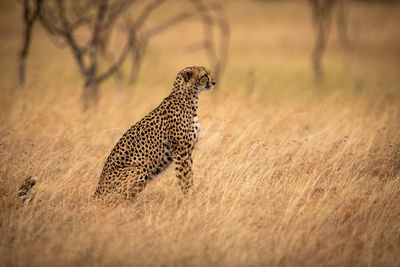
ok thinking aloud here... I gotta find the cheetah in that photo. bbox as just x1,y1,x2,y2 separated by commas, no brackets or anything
93,66,215,202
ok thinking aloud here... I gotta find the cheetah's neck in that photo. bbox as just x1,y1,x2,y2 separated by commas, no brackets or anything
172,74,200,115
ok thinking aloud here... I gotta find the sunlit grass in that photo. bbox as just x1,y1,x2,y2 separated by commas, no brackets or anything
1,1,400,266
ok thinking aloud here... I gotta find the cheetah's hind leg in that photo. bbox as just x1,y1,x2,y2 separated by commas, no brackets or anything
126,167,149,202
95,166,149,203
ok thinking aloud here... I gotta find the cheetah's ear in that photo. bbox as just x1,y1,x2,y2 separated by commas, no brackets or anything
182,69,194,82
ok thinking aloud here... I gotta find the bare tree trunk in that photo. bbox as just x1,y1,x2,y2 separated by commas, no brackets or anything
337,0,350,50
309,0,337,83
19,18,34,91
19,0,42,91
312,15,326,83
82,67,99,111
129,40,147,85
82,82,99,111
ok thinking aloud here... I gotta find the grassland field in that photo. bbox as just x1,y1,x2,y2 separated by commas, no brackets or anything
0,0,400,266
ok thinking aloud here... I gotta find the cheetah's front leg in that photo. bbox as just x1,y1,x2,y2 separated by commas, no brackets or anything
173,155,194,194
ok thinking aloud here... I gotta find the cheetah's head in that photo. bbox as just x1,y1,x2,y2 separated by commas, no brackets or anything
180,66,216,92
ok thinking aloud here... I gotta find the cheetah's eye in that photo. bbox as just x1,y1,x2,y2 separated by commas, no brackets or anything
200,76,208,83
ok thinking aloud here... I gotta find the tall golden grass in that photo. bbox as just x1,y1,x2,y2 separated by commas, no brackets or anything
1,1,400,266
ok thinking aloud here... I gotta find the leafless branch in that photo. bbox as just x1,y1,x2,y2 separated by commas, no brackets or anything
145,11,195,38
94,27,136,85
135,0,165,30
18,0,230,109
188,0,229,82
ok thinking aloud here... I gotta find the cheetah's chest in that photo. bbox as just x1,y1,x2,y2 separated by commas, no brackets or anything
193,116,201,143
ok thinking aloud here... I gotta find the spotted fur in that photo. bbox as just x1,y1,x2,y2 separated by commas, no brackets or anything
94,66,215,202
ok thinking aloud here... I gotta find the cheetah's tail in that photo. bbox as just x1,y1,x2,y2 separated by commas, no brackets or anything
17,176,38,204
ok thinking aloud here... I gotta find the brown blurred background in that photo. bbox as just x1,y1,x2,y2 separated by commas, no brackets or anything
1,0,399,108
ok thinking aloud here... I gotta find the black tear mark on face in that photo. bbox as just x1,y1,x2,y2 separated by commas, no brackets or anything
201,75,213,89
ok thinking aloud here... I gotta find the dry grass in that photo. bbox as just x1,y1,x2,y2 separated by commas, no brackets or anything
1,1,400,266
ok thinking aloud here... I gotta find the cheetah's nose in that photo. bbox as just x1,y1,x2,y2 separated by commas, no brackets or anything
212,81,216,86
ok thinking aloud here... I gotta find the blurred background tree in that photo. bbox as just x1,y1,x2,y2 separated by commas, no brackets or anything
308,0,351,83
18,0,229,110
